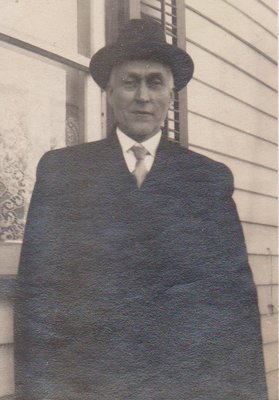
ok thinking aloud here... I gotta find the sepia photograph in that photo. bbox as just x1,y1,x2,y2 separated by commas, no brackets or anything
0,1,277,399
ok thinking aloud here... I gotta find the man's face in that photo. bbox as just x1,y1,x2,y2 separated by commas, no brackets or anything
107,59,174,141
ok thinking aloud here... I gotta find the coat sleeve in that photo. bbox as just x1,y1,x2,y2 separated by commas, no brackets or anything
200,163,268,399
14,151,70,400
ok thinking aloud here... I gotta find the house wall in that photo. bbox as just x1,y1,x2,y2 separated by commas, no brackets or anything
0,0,277,398
184,1,278,399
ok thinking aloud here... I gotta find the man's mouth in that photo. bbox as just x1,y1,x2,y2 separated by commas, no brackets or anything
132,111,153,115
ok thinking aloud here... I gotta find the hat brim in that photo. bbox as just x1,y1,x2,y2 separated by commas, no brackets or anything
90,42,194,92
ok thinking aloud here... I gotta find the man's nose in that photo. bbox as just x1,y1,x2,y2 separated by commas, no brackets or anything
135,82,150,102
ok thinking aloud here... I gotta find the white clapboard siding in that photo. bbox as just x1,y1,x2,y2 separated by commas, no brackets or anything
0,302,13,345
188,113,277,170
185,10,277,89
188,146,277,197
261,313,278,344
257,285,278,316
224,0,277,36
85,77,105,142
187,81,277,143
185,0,277,396
0,243,21,276
242,223,277,256
187,43,277,117
0,345,14,397
233,191,277,226
263,342,278,372
0,243,20,399
266,369,279,400
260,0,277,12
249,255,278,285
185,0,277,60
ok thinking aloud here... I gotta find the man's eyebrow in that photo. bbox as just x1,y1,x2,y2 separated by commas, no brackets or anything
122,72,165,80
121,72,140,80
146,73,164,80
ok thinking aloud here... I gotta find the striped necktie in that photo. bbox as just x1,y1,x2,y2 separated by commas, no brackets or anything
131,145,149,188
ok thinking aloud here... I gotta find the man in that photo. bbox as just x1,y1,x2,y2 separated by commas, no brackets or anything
15,18,267,400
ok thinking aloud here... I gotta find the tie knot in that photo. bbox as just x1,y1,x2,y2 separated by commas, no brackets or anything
131,145,148,161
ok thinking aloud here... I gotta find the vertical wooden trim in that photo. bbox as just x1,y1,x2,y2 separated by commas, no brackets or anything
90,0,106,54
105,0,120,46
176,0,189,148
83,0,106,142
84,76,105,142
105,0,140,46
76,0,91,144
176,0,186,50
105,0,120,135
127,0,141,18
66,68,85,145
77,0,91,57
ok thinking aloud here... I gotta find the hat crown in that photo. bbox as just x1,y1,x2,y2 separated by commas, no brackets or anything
118,18,166,46
89,18,194,91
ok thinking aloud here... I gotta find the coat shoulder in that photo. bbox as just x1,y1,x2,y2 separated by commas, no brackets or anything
189,148,233,179
164,140,234,187
36,139,109,177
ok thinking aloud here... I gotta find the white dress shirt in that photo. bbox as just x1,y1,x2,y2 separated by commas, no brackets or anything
116,128,162,174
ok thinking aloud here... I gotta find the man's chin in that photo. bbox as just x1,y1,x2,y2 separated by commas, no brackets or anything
129,132,157,142
124,126,160,142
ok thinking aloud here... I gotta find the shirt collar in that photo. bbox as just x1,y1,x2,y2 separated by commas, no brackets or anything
116,127,162,157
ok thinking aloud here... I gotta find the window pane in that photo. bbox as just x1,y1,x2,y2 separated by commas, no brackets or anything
0,44,67,241
1,0,78,53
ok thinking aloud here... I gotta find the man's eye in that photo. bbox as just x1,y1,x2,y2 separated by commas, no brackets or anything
122,79,136,88
149,79,163,87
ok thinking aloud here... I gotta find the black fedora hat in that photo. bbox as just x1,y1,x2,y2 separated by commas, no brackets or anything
89,18,194,92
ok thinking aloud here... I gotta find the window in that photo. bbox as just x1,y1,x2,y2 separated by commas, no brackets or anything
0,0,105,241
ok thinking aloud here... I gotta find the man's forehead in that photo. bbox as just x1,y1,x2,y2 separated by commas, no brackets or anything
112,59,173,77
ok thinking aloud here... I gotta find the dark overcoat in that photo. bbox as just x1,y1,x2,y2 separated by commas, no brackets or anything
15,135,267,400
